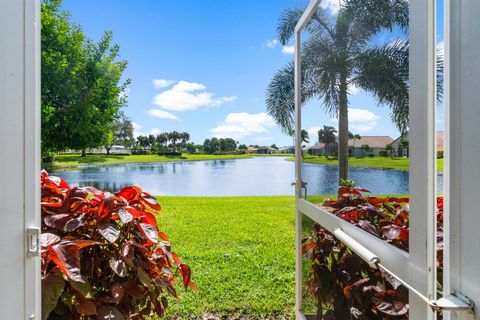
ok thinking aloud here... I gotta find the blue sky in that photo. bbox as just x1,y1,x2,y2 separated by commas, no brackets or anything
61,0,444,147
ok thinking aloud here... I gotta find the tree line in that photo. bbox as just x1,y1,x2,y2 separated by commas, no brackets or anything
41,0,131,160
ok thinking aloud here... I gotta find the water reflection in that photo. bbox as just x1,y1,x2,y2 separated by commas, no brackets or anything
51,157,442,196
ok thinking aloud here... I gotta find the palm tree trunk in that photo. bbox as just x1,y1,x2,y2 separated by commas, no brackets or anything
338,73,349,182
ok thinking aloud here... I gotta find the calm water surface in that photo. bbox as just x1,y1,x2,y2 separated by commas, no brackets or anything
51,157,442,196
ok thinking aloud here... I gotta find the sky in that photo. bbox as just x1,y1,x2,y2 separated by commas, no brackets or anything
61,0,444,147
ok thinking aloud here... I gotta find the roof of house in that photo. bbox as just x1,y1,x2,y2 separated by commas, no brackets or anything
392,131,444,151
348,136,394,148
309,143,326,150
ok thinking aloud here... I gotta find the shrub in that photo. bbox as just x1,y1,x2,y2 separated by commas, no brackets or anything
303,185,443,319
437,150,444,159
378,150,388,157
41,170,197,319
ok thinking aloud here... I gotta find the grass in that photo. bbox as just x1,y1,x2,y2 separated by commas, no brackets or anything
158,196,303,319
290,155,444,171
251,153,294,157
45,153,253,169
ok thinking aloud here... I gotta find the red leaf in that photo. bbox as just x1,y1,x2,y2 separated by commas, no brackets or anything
138,222,158,244
179,263,191,289
117,207,133,224
40,233,60,248
142,194,161,211
302,242,317,254
116,186,142,202
139,211,157,226
97,305,125,320
111,283,125,303
77,300,97,315
44,213,71,230
48,240,82,282
109,258,128,277
382,225,408,241
41,268,65,320
372,290,408,316
97,222,121,243
71,239,100,249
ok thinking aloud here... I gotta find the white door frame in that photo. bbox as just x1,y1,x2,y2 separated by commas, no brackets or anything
0,0,41,319
444,0,480,319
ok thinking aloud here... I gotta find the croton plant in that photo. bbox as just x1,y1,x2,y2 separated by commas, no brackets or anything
41,170,197,320
303,184,444,319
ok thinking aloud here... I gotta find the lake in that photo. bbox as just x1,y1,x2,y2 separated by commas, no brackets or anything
51,157,443,196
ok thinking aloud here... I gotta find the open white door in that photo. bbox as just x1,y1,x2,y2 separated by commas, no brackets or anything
0,0,41,319
294,0,477,319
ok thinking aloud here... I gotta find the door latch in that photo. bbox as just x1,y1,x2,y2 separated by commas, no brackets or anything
291,180,308,199
26,227,40,257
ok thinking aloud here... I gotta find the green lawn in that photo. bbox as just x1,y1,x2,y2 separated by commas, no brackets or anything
291,155,444,171
158,196,300,319
45,153,253,169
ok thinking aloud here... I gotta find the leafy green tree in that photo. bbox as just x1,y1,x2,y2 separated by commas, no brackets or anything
104,114,135,155
385,143,395,158
318,126,337,155
41,0,130,157
203,139,212,154
210,138,220,154
271,144,278,149
185,143,197,154
266,0,417,181
238,144,248,151
136,136,149,151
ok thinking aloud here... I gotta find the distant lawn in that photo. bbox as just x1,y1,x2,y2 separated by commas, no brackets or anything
158,196,307,319
251,153,294,157
45,153,253,168
290,155,444,171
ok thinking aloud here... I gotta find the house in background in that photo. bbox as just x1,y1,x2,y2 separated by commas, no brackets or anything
306,136,393,157
277,146,295,154
391,131,444,157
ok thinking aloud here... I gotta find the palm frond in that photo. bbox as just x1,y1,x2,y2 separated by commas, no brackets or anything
277,8,305,45
265,60,320,134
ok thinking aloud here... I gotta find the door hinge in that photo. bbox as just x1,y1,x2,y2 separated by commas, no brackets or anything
26,227,40,257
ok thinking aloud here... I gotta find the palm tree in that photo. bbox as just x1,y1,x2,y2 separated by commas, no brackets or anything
168,131,180,152
180,132,190,147
318,125,337,155
301,129,310,144
156,133,168,152
266,0,442,181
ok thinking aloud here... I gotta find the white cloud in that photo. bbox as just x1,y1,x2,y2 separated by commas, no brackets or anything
254,136,274,143
332,108,380,133
266,39,278,48
172,81,206,92
349,83,360,95
210,112,275,139
281,45,295,55
132,122,162,137
153,79,175,89
307,126,322,140
147,109,178,120
321,0,342,14
153,80,237,112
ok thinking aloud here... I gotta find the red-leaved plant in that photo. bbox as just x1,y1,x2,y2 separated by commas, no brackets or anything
41,170,197,319
303,184,443,319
